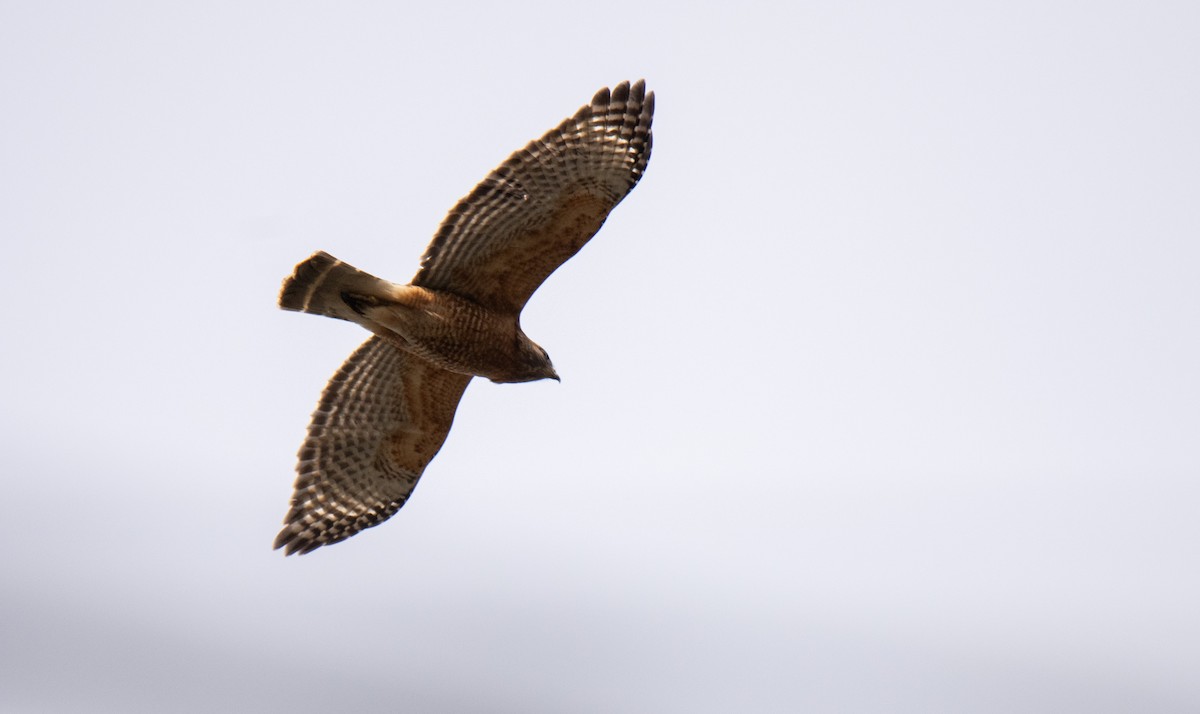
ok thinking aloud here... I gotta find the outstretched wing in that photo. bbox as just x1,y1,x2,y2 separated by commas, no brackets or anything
275,336,472,555
412,80,654,314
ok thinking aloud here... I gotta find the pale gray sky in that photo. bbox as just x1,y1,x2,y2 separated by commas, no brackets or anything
2,2,1198,712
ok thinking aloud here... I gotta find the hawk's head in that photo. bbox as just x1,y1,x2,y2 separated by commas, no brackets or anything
496,335,559,384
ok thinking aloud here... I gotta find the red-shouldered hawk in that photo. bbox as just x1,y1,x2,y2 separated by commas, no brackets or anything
275,81,654,555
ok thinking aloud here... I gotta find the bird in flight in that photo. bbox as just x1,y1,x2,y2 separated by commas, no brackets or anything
274,81,654,555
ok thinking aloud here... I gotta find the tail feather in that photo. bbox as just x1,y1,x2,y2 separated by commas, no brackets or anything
279,251,395,323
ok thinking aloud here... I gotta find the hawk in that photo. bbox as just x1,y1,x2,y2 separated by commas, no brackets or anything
274,81,654,555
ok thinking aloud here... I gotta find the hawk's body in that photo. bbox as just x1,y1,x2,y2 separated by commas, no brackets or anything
275,81,654,555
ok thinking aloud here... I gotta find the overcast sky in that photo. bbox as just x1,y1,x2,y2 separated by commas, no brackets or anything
2,2,1198,712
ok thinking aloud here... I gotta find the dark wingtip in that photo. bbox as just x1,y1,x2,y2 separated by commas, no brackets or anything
274,525,314,556
610,80,630,104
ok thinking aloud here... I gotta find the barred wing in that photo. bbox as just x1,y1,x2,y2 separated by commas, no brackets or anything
412,80,654,313
275,336,472,555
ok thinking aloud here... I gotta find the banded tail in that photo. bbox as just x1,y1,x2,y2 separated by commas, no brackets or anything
279,251,397,323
